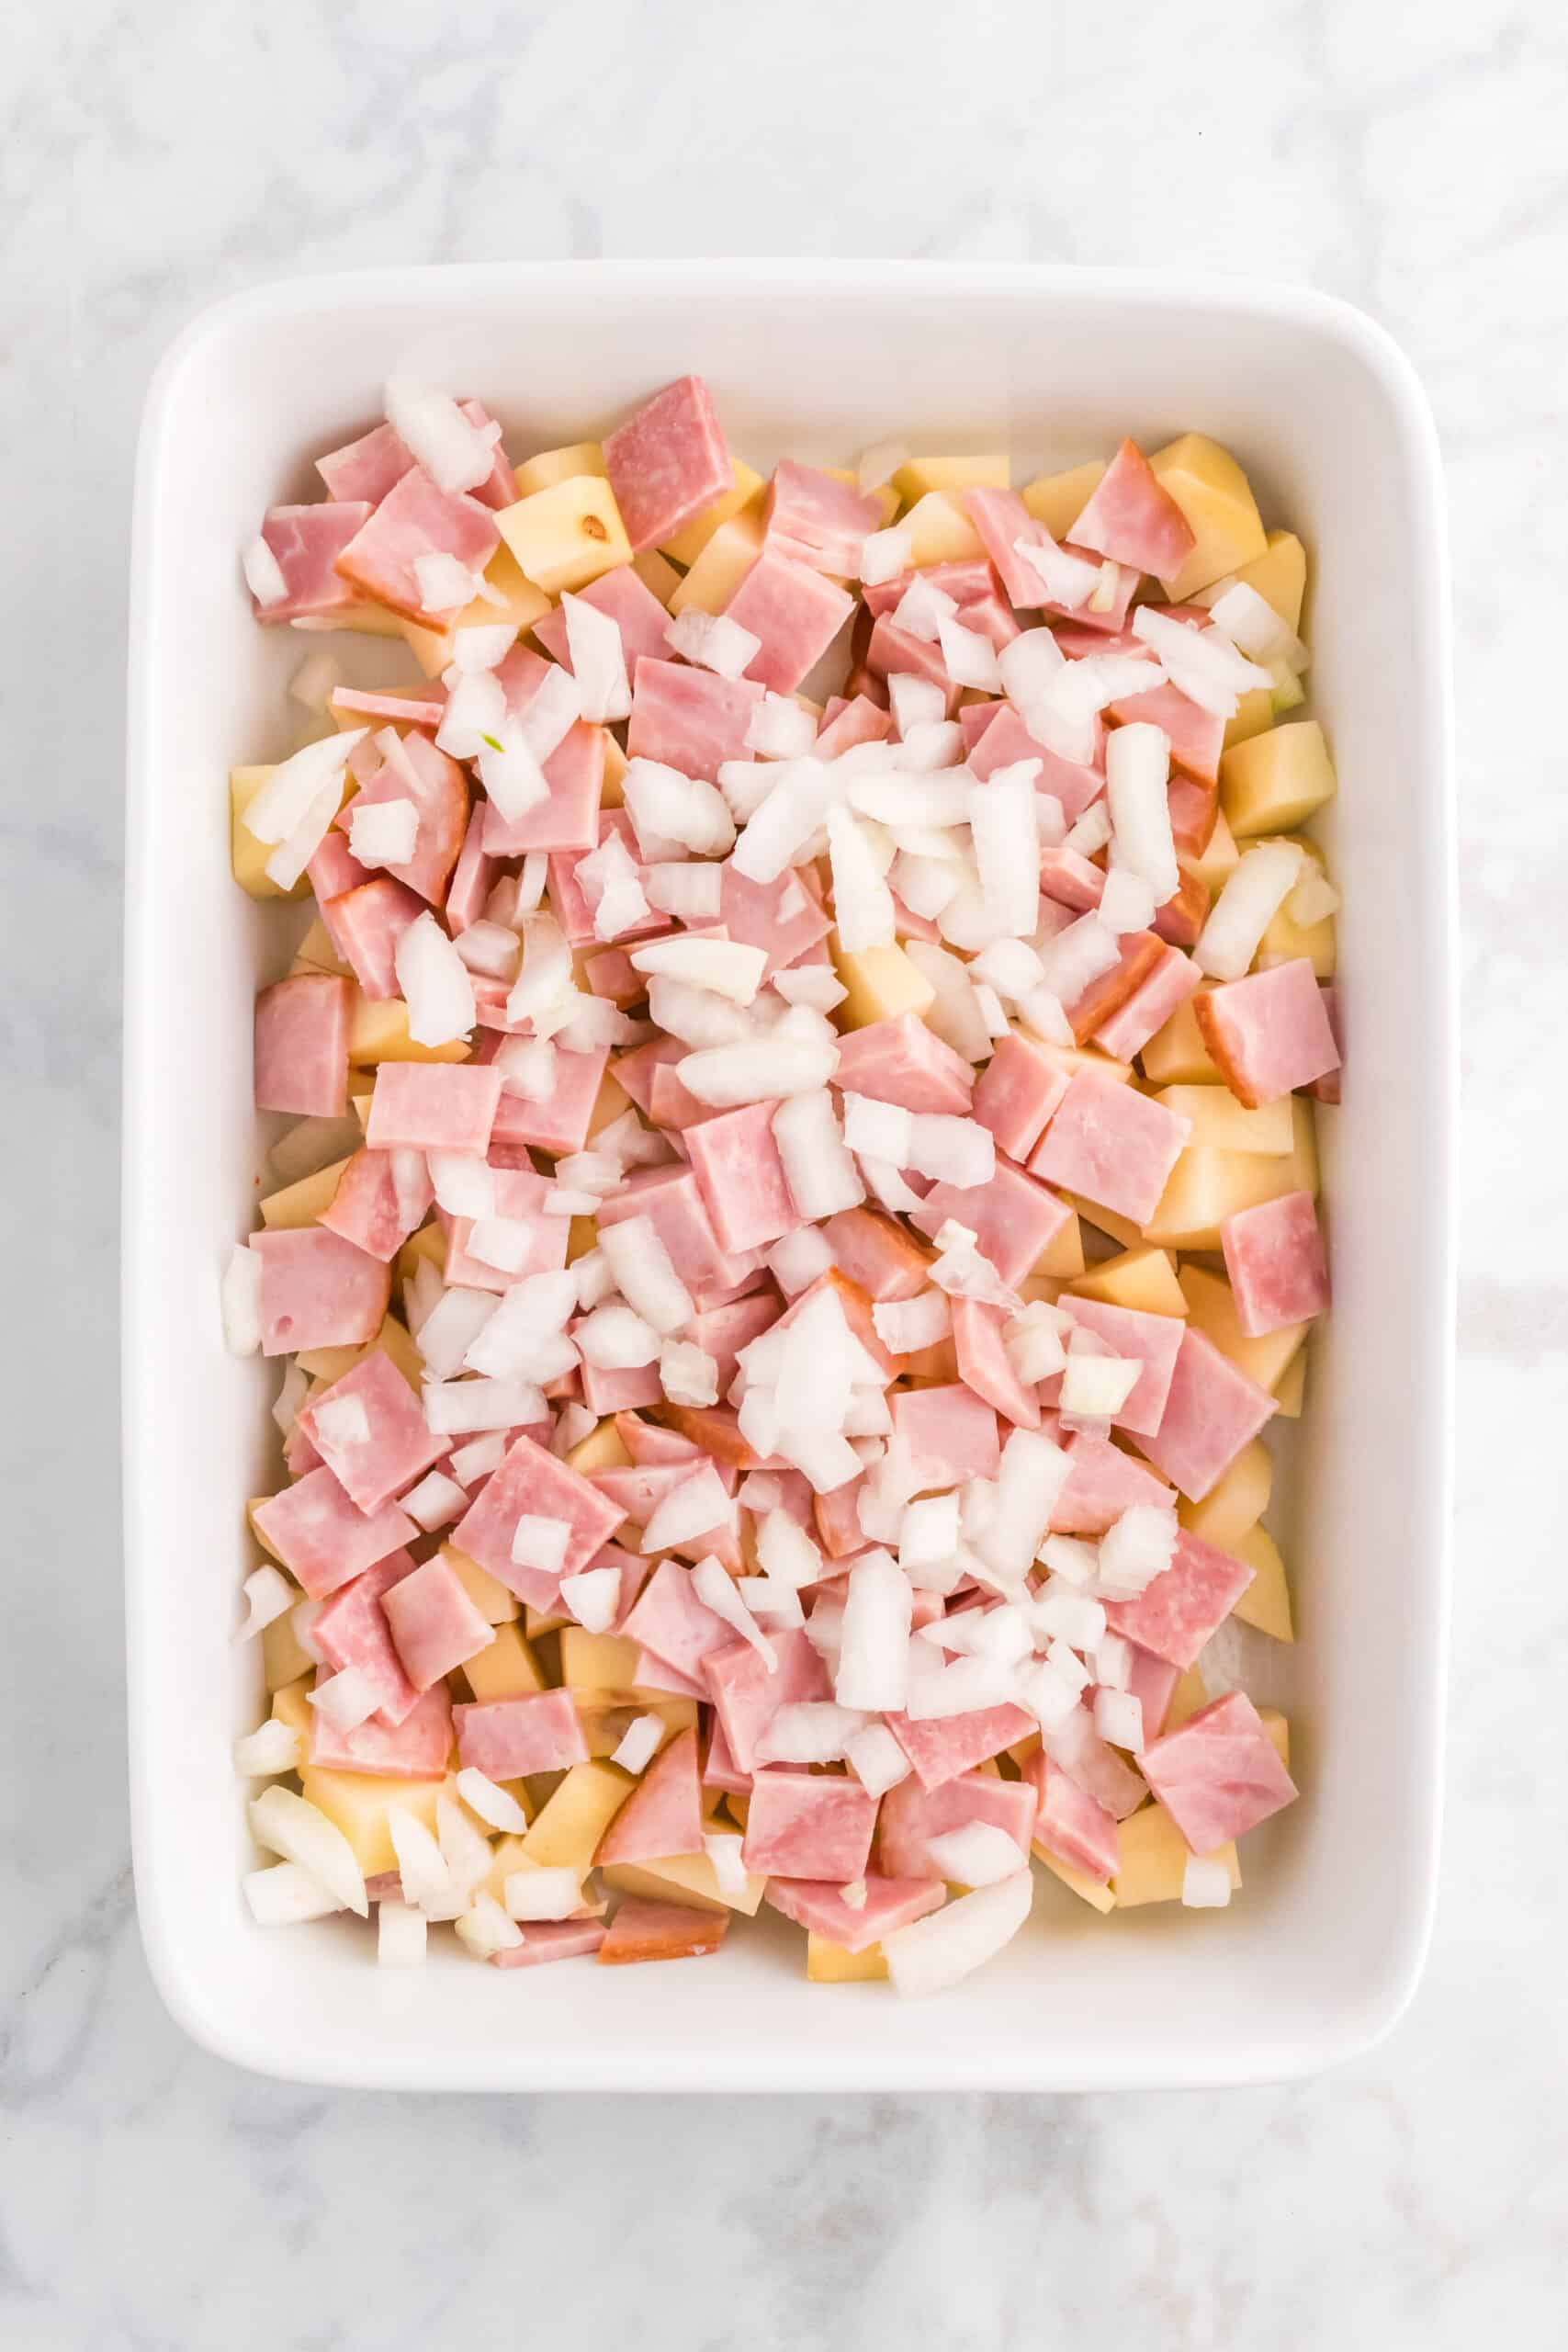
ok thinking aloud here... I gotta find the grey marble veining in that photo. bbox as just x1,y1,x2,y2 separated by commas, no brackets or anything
4,1,1566,2344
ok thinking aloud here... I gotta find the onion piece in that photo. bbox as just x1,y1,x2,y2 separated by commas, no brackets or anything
423,1375,547,1436
885,1870,1033,1997
833,1548,912,1712
677,1031,838,1108
503,1866,584,1921
629,935,768,1005
1011,531,1101,610
388,1804,460,1919
560,592,633,722
1206,580,1309,673
659,1340,719,1408
641,1464,730,1555
623,757,736,858
395,912,475,1046
771,1088,864,1219
1093,1687,1145,1750
250,1786,367,1917
611,1713,666,1773
745,692,818,760
924,1821,1026,1888
242,534,288,607
1105,721,1178,904
1094,1504,1179,1600
846,1721,913,1798
1182,1854,1234,1909
243,1862,344,1925
232,1718,301,1777
384,380,501,494
559,1564,622,1633
664,608,762,682
1131,605,1272,716
1194,841,1305,980
967,762,1041,940
872,1291,952,1356
413,550,484,613
826,803,897,952
692,1553,774,1666
511,1514,570,1573
1059,1353,1140,1417
456,1895,524,1959
426,1149,493,1219
401,1470,468,1532
456,1768,532,1834
643,862,725,921
754,1701,868,1765
307,1667,379,1735
938,613,1002,693
234,1565,294,1645
596,1216,694,1338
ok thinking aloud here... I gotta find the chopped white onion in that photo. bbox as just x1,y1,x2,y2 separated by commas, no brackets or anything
754,1701,868,1765
967,762,1042,940
1095,1504,1179,1600
905,1112,995,1189
234,1565,295,1645
641,1464,730,1555
623,757,736,858
232,1717,301,1777
630,935,768,1005
859,524,914,586
559,593,632,721
1059,1352,1140,1417
456,1895,525,1960
826,802,897,953
659,1339,719,1408
1104,721,1178,904
611,1713,666,1774
1182,1854,1234,1909
384,379,501,495
307,1667,379,1735
503,1866,584,1922
250,1786,367,1917
423,1374,546,1436
643,862,725,921
924,1821,1026,1888
677,1031,838,1108
1194,841,1305,980
242,533,288,607
834,1548,912,1712
872,1291,952,1356
387,1804,460,1919
454,1768,532,1836
243,1862,344,1925
395,911,475,1046
401,1469,468,1532
885,1869,1033,1997
846,1721,913,1798
745,692,818,760
241,729,367,845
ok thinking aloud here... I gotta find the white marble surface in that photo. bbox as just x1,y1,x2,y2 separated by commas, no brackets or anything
5,0,1566,2342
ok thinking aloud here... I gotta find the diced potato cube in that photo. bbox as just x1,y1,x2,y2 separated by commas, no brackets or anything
830,940,936,1029
892,454,1009,503
897,492,985,566
632,548,682,606
1147,434,1268,601
661,459,766,567
519,1760,632,1869
1258,1705,1292,1768
1015,1029,1134,1088
601,731,627,808
1033,1210,1085,1280
259,1157,353,1231
1232,530,1308,634
575,1698,694,1759
289,918,352,980
1220,720,1337,839
348,991,470,1066
262,1613,313,1693
1178,1262,1306,1395
1258,839,1337,978
1066,1244,1187,1318
807,1933,888,1982
295,1313,421,1392
1155,1088,1294,1155
398,1224,446,1286
1033,1842,1118,1914
513,441,606,498
1272,1347,1307,1419
400,544,549,677
1224,687,1275,751
667,508,767,616
1231,1523,1294,1642
1142,1098,1318,1250
299,1766,443,1877
497,476,633,597
231,768,309,900
463,1621,543,1702
600,1850,766,1917
558,1627,642,1693
1179,1439,1272,1551
1140,991,1223,1086
1056,1190,1143,1253
1020,458,1107,542
1112,1805,1241,1905
444,1543,520,1627
1187,807,1241,897
564,1418,632,1474
1163,1667,1210,1735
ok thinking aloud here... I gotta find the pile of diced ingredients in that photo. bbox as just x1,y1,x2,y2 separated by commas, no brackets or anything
224,374,1338,1993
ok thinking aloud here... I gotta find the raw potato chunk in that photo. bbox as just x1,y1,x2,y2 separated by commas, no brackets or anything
259,1157,354,1231
1142,1098,1319,1251
1020,459,1106,540
443,1544,522,1626
564,1419,633,1474
558,1627,643,1693
892,454,1009,503
1147,435,1268,602
400,546,548,677
1140,992,1224,1086
1033,1211,1086,1280
1258,840,1337,978
807,1934,888,1981
497,475,633,596
1066,1245,1188,1318
513,440,607,498
897,492,986,566
463,1623,543,1701
262,1612,314,1692
1231,530,1308,634
1034,1845,1118,1914
347,993,470,1067
519,1760,633,1869
831,940,937,1030
1111,1804,1241,1905
1154,1089,1295,1155
1179,1262,1306,1395
1224,688,1275,751
667,509,767,616
1231,1522,1294,1641
1178,1439,1272,1552
661,459,765,567
1220,720,1337,838
1272,1348,1307,1418
1187,808,1242,897
299,1766,443,1877
601,1850,767,1917
231,768,309,900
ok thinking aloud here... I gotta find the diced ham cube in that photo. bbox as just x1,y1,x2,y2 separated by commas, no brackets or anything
863,616,960,715
479,1035,611,1159
321,1148,433,1263
252,502,375,623
1124,1644,1181,1745
312,1550,421,1726
307,830,372,933
1055,1296,1184,1438
813,695,893,759
381,1553,495,1690
1102,1527,1255,1669
1133,1326,1277,1502
863,560,997,621
481,719,605,856
683,1100,803,1254
597,1165,752,1298
445,804,498,936
685,1289,781,1392
309,1678,452,1778
766,460,882,574
366,1064,502,1156
603,375,732,552
1068,439,1195,578
818,1206,932,1303
548,812,663,948
253,1465,417,1599
1140,1690,1298,1853
1028,1068,1190,1227
1221,1190,1330,1337
251,1227,390,1358
739,1770,877,1882
491,1918,608,1968
763,1873,945,1954
452,1432,626,1597
883,1704,1036,1792
719,858,831,974
254,975,350,1118
442,1166,566,1294
701,1708,751,1794
453,1688,589,1779
597,1895,728,1964
1167,774,1220,858
1107,681,1225,788
595,1725,704,1863
578,1356,662,1416
1049,1429,1174,1535
618,1559,736,1683
966,701,1107,825
333,467,500,622
533,563,672,676
317,400,514,511
972,1032,1070,1160
911,1158,1072,1286
702,1627,832,1774
1093,940,1201,1062
1151,868,1211,951
960,485,1058,609
297,1348,443,1513
951,1297,1041,1430
1312,983,1342,1104
322,876,425,1001
890,1384,1001,1487
626,656,764,782
1195,958,1341,1109
722,549,855,694
338,731,469,907
832,1012,975,1116
877,1769,1037,1879
1023,1749,1119,1882
1062,928,1167,1046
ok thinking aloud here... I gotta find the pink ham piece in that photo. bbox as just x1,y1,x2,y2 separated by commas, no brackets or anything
813,1476,867,1559
1023,1749,1119,1882
818,1206,932,1302
482,719,605,856
1103,1529,1255,1668
296,1348,443,1512
1167,775,1220,859
452,1431,627,1595
1055,1707,1147,1815
1221,1190,1330,1337
339,731,469,907
441,1166,567,1294
331,687,447,729
1061,929,1168,1046
718,858,831,974
647,1060,713,1132
863,616,960,715
863,559,998,621
951,1297,1041,1430
1312,983,1341,1104
1140,1690,1298,1853
739,1770,877,1881
333,467,500,622
1093,940,1201,1062
972,1032,1070,1161
491,1918,608,1969
1151,869,1211,951
960,485,1059,610
453,1688,589,1780
547,814,662,949
764,1873,945,1954
813,695,893,759
766,460,882,575
1134,1326,1277,1502
253,1465,417,1599
1108,680,1225,789
910,1158,1072,1287
702,1627,832,1774
254,975,350,1118
1124,1644,1181,1746
684,1100,803,1253
877,1769,1037,1879
1068,439,1195,579
320,1146,434,1262
1055,1296,1185,1439
686,1290,780,1393
308,831,372,935
312,1550,421,1726
251,1227,390,1358
1195,957,1341,1109
635,1650,709,1702
966,700,1107,826
323,876,425,1001
445,804,497,935
594,1725,705,1863
597,1896,728,1964
722,549,855,694
533,563,672,677
317,400,514,511
366,1063,502,1155
1029,1067,1190,1227
891,1384,1001,1487
596,1165,752,1299
309,1679,453,1778
883,1704,1036,1793
481,1037,611,1159
591,1466,739,1571
603,375,732,553
252,503,375,623
578,1357,662,1416
1049,1429,1174,1535
1039,845,1109,915
832,1012,974,1116
381,1553,496,1691
626,657,764,782
701,1708,750,1795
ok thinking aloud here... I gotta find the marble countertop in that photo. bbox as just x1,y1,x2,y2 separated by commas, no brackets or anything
6,1,1565,2342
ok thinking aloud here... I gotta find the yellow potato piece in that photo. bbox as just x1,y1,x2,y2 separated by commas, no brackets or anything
1258,1706,1292,1769
1021,458,1106,543
397,1223,446,1285
830,939,936,1029
1156,1088,1294,1155
1224,687,1275,751
1162,1666,1210,1735
1231,1522,1294,1642
558,1627,643,1694
1142,1097,1318,1250
1147,434,1268,602
299,1766,444,1878
497,475,633,597
892,454,1008,504
1066,1244,1188,1318
513,440,606,498
1140,990,1223,1086
520,1760,632,1870
1229,530,1308,635
807,1933,888,1982
462,1622,544,1702
399,544,548,677
231,768,309,901
574,1698,695,1760
565,1418,632,1474
269,1677,312,1743
1220,719,1337,839
294,1313,421,1393
1272,1347,1307,1419
667,507,766,616
1015,1030,1134,1088
1187,807,1241,897
1056,1191,1143,1253
1179,1439,1272,1552
1178,1262,1307,1395
348,992,470,1066
443,1543,521,1627
258,1156,352,1231
601,1849,767,1917
897,491,985,566
660,459,766,567
262,1611,313,1693
1033,1843,1117,1914
288,918,351,980
1033,1210,1085,1280
1258,838,1337,979
632,547,682,606
1111,1805,1240,1906
600,731,627,809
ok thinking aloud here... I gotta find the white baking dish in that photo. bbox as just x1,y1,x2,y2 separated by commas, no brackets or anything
123,262,1453,2090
